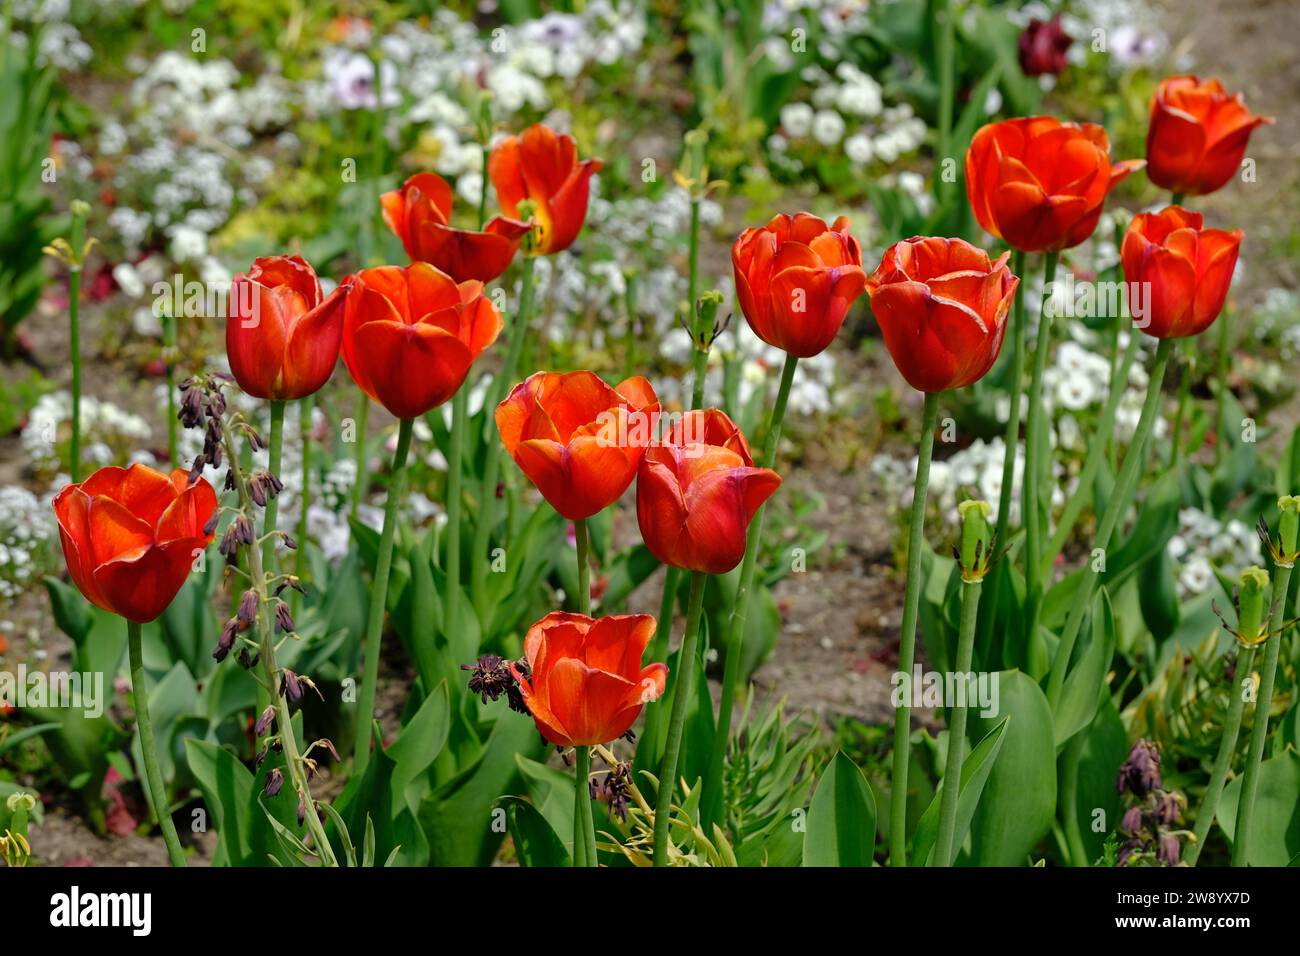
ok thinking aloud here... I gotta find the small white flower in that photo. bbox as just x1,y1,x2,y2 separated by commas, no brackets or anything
780,102,814,138
811,109,845,146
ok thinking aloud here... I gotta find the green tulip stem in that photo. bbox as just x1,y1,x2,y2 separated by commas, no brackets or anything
573,745,597,867
261,400,286,577
888,389,941,867
127,618,187,867
574,516,592,616
652,569,707,866
1022,251,1060,650
933,575,981,866
352,416,413,775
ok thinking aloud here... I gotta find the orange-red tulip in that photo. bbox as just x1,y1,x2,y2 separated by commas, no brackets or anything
636,409,781,575
732,212,867,358
487,124,602,256
340,262,502,419
966,117,1143,253
865,236,1020,394
1121,206,1242,340
380,172,531,282
511,611,667,747
496,370,659,520
227,256,348,400
1146,76,1274,197
53,464,218,624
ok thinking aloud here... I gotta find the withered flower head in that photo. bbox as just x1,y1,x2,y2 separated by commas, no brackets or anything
462,654,528,714
264,767,284,797
1116,739,1162,797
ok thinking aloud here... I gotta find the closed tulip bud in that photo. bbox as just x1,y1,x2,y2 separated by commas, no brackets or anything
1121,207,1242,340
966,117,1143,252
340,263,503,419
636,409,782,575
381,172,530,282
510,612,668,747
488,123,603,256
496,370,659,520
1146,76,1273,197
227,256,348,401
732,212,867,357
52,464,218,624
866,237,1019,393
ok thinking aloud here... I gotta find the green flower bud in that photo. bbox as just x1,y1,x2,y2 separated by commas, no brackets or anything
1236,565,1269,646
958,499,993,581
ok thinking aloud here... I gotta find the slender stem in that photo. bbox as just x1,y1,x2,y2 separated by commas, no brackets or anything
1171,341,1192,466
352,417,414,775
1232,564,1292,866
888,390,941,867
935,0,955,183
1186,644,1256,865
477,145,490,230
1022,251,1059,640
1043,331,1142,575
699,352,798,829
992,249,1027,551
1046,339,1173,708
623,272,639,380
933,576,980,866
1060,732,1090,866
652,569,707,866
349,396,369,521
68,233,83,484
1214,309,1231,467
574,517,591,616
573,745,596,867
470,256,535,612
444,388,467,657
1171,192,1185,206
164,312,178,466
261,400,286,576
294,396,312,611
221,422,337,865
127,619,186,867
687,197,701,320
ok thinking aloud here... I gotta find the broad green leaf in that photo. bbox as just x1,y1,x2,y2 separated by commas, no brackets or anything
1054,588,1115,748
802,751,876,867
1218,749,1300,867
911,716,1010,866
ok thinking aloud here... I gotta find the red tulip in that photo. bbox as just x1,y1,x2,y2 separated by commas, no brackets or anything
511,612,667,747
227,256,348,400
1121,206,1242,339
966,117,1143,252
380,172,530,282
865,236,1020,393
1146,76,1274,197
1018,14,1071,77
496,370,659,521
53,464,218,624
340,262,502,419
732,212,867,357
487,124,602,256
636,408,781,575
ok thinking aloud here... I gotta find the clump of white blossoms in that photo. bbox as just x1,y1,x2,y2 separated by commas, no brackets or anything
1166,508,1259,599
23,392,153,478
0,486,57,603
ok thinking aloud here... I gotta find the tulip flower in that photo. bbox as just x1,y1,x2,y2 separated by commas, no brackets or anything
865,236,1019,393
380,172,530,283
495,370,659,522
227,256,349,402
512,611,667,867
52,463,217,867
1121,206,1242,340
1146,76,1273,198
1018,14,1071,77
340,262,503,420
342,263,501,774
965,117,1143,253
636,409,781,575
731,212,868,358
512,612,667,748
53,464,217,625
487,123,603,256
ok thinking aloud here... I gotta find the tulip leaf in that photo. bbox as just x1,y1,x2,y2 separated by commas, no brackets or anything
514,754,579,861
911,716,1010,866
1070,696,1128,864
387,681,450,819
966,670,1056,865
500,796,571,867
1217,749,1300,867
1137,546,1180,643
802,751,876,867
1053,588,1115,749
